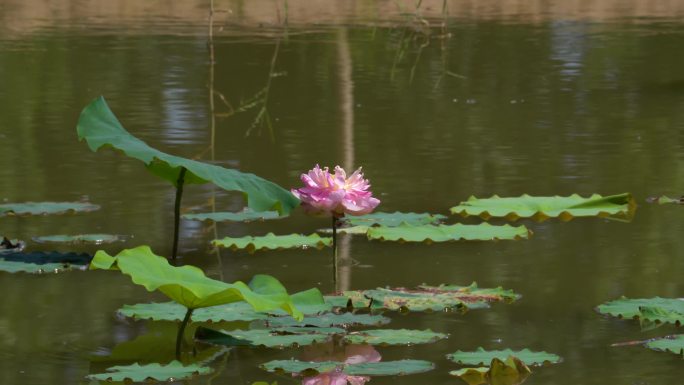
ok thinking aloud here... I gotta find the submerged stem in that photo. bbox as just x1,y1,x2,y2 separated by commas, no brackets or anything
172,167,187,260
332,215,338,286
175,307,194,361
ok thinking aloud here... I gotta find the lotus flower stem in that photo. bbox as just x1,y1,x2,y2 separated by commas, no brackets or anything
175,307,194,361
332,215,338,285
172,167,187,260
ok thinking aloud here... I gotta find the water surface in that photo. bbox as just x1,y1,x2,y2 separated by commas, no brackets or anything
1,2,684,384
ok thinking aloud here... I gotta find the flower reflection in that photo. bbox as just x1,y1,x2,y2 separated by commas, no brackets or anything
299,343,381,385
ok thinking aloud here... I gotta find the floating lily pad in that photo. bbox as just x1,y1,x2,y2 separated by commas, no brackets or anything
86,361,212,382
196,326,342,348
32,234,126,245
0,201,100,216
118,289,331,322
447,348,561,366
0,251,92,273
182,210,281,222
0,259,84,274
366,223,530,243
2,251,92,265
336,283,519,312
341,212,447,227
645,335,684,355
78,97,298,215
596,297,684,325
450,193,634,222
90,246,312,318
449,356,531,385
318,226,370,235
261,359,434,376
266,312,391,328
212,233,332,253
343,329,447,346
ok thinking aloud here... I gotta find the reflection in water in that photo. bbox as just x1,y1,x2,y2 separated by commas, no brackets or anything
300,343,381,385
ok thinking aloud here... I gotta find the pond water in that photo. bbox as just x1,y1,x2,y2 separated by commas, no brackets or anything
1,1,684,384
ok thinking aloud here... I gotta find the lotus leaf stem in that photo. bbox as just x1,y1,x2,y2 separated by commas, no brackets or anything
332,215,338,285
175,307,194,361
172,167,187,260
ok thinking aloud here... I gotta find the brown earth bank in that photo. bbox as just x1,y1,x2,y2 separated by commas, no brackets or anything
2,0,683,36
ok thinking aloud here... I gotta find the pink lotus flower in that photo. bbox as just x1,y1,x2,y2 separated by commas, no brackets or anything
292,165,380,217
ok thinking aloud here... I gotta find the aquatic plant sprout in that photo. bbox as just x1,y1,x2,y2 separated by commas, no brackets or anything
292,165,380,217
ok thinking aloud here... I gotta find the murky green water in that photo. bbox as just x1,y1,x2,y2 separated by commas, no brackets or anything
2,5,684,385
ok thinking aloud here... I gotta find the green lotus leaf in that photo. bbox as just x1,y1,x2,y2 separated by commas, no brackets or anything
343,329,448,346
366,223,530,243
118,289,330,322
596,297,684,325
0,201,100,216
86,361,212,382
212,233,332,253
340,212,447,227
261,359,434,376
447,348,561,366
338,283,519,312
450,193,635,222
449,356,531,385
266,312,391,328
32,234,126,245
645,335,684,355
89,245,309,319
77,96,298,215
182,210,281,222
196,326,342,348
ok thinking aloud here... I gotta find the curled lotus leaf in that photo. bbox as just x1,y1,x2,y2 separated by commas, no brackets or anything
366,223,530,243
340,212,447,227
645,335,684,355
212,233,332,253
261,359,434,376
32,234,127,245
266,312,391,328
447,348,561,367
343,329,448,346
0,201,100,216
182,210,281,222
89,245,310,319
336,282,519,312
449,356,531,385
450,193,635,222
596,297,684,325
77,96,298,215
86,361,212,382
196,326,342,348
